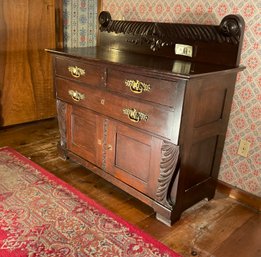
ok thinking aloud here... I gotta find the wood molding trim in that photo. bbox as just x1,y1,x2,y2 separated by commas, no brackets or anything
97,0,103,46
55,0,64,48
97,0,103,14
217,180,261,212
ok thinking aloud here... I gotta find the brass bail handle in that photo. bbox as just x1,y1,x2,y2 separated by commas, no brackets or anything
68,66,85,78
125,80,151,94
68,90,85,102
122,108,148,123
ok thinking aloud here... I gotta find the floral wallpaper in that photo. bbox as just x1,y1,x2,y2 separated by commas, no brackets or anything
63,0,98,47
64,0,260,197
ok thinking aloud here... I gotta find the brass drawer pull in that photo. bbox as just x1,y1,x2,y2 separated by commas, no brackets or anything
68,66,85,78
123,108,148,123
125,79,151,94
68,90,85,102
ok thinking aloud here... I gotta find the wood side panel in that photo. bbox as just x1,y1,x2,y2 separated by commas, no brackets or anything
172,73,238,218
0,0,57,126
183,136,219,191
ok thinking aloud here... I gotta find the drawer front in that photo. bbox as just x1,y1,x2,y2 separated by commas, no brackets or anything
107,69,178,107
55,57,104,86
56,78,175,140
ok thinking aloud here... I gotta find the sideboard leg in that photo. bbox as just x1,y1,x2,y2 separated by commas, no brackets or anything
57,143,68,160
156,211,181,227
156,213,172,227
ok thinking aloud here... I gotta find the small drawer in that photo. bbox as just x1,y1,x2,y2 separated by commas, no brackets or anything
107,69,178,107
104,94,175,140
56,78,176,140
55,57,104,87
56,78,103,112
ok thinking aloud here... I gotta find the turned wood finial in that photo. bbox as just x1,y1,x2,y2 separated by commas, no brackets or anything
99,11,111,27
220,14,245,38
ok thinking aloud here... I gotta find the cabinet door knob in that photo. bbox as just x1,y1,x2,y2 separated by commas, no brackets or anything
122,108,148,123
68,66,85,78
107,144,113,151
68,90,85,102
125,79,151,94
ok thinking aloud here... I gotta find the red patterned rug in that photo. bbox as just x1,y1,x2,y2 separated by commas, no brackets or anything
0,147,181,257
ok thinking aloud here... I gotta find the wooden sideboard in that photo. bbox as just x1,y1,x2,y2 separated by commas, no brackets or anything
47,12,245,225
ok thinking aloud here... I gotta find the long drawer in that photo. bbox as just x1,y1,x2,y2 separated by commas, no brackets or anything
56,78,175,140
107,69,178,107
55,57,104,86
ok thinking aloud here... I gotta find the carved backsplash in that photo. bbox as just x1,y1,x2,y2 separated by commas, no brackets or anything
99,11,244,48
98,11,245,66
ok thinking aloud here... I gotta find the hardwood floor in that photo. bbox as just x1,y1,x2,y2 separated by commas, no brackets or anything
0,118,260,257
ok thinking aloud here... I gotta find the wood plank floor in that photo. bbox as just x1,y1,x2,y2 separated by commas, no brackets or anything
0,118,260,257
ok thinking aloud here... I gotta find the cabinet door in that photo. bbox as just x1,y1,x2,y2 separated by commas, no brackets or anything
0,0,60,126
106,121,162,198
67,105,103,168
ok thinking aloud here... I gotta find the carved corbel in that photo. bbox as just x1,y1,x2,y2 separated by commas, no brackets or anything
156,141,180,209
56,99,67,159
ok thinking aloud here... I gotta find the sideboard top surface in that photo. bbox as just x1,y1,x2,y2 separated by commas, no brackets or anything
47,47,244,79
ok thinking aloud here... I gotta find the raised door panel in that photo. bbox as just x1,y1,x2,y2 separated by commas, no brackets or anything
106,121,162,198
0,0,57,126
67,105,103,167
